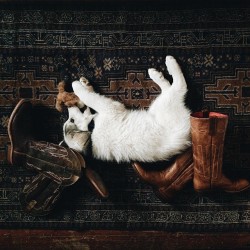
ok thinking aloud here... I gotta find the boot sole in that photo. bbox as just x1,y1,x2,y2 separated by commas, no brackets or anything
194,184,250,194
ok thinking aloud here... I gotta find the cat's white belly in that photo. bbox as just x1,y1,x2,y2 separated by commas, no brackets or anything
90,112,191,163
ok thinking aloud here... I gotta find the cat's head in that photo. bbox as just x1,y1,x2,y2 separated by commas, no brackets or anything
64,106,95,133
63,106,95,154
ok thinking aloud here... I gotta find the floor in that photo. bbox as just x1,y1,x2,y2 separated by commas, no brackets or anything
0,230,250,250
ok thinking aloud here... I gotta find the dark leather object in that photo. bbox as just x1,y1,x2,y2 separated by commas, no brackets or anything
191,111,250,193
19,173,62,216
8,99,33,166
8,99,109,215
132,148,193,202
84,168,109,199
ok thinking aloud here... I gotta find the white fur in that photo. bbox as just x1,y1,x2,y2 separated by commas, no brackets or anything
66,56,191,162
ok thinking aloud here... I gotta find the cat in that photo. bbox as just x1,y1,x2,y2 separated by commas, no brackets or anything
64,55,191,163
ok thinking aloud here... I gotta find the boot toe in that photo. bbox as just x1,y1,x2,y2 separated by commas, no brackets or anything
235,178,250,192
223,178,250,193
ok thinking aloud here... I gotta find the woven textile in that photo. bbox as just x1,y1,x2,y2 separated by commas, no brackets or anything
0,4,250,231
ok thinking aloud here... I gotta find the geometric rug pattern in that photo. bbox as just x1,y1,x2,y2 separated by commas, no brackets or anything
0,5,250,231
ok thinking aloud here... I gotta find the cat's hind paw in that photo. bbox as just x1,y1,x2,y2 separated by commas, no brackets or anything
148,68,164,82
165,55,181,76
148,68,170,89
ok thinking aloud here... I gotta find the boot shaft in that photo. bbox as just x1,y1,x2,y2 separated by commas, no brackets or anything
190,111,228,186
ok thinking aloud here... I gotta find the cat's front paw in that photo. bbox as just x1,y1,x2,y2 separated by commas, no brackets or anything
80,77,89,86
72,81,83,93
80,77,94,92
165,55,180,75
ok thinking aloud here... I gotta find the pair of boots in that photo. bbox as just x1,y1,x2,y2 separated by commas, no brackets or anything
8,99,108,215
133,111,250,201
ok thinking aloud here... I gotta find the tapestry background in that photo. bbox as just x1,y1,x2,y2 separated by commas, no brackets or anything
0,3,250,231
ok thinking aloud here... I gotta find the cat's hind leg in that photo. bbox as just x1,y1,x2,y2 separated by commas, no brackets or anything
165,56,187,93
147,68,171,115
148,56,188,117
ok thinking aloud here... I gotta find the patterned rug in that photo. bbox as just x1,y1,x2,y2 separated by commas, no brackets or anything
0,3,250,231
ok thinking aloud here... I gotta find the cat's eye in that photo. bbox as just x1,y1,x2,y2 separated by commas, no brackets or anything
70,118,74,123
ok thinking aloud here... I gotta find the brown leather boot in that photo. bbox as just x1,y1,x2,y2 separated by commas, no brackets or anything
8,99,109,198
8,100,82,184
24,140,82,186
132,148,193,202
191,111,250,193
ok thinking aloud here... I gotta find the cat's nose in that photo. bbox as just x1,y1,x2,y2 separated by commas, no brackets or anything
70,118,74,123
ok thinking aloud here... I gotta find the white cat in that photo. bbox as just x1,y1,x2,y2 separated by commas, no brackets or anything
64,56,191,163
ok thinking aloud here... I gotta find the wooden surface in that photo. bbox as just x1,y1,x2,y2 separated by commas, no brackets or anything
0,230,249,250
0,0,246,5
